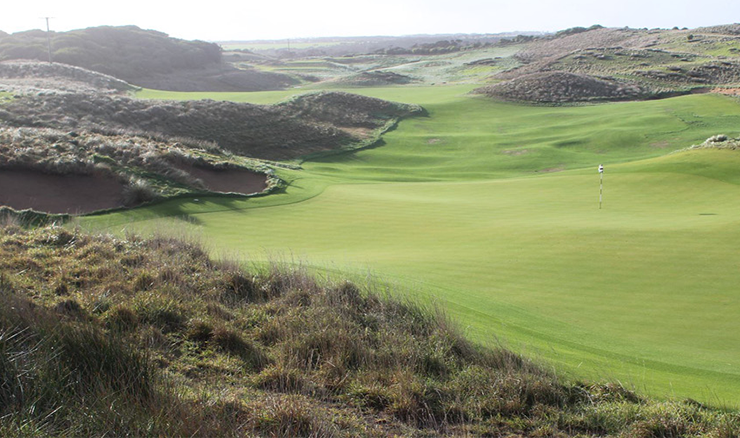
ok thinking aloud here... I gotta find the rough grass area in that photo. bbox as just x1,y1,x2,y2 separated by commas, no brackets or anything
0,91,422,160
686,133,740,150
0,60,135,94
1,225,739,437
328,70,416,86
0,127,271,214
495,26,740,101
474,72,649,103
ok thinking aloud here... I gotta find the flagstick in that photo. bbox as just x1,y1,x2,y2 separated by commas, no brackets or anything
599,171,603,209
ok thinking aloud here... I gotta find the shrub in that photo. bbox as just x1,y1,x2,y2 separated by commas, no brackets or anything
122,177,157,206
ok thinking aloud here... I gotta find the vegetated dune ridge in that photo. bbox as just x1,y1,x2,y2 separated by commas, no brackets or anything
0,26,295,91
487,25,740,102
0,127,269,214
474,71,649,103
0,60,135,94
508,26,661,69
0,91,423,160
1,225,738,437
328,70,417,86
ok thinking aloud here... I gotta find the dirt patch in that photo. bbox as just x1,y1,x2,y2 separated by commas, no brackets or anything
338,127,374,140
536,166,565,173
427,138,443,144
502,149,529,156
178,166,267,194
0,170,125,214
650,140,671,149
712,87,740,96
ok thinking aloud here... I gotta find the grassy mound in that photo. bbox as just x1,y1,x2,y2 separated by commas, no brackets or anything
328,71,416,86
0,91,422,160
475,72,648,103
0,60,135,94
1,225,739,436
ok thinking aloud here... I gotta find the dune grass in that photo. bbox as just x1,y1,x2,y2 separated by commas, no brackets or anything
83,87,740,405
6,225,740,436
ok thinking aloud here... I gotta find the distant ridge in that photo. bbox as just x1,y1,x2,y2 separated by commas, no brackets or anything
0,26,295,91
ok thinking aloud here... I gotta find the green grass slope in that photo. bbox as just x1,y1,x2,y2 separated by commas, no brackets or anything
81,87,740,405
6,226,740,436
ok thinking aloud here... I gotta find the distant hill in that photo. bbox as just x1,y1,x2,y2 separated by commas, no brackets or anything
0,26,219,78
694,24,740,35
0,26,295,91
220,32,544,58
484,25,740,102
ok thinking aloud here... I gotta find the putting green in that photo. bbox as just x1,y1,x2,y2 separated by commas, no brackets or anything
85,87,740,405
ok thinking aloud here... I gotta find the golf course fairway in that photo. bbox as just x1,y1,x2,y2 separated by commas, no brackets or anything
82,86,740,405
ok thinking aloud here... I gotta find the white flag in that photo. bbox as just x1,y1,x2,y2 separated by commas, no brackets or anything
598,165,604,173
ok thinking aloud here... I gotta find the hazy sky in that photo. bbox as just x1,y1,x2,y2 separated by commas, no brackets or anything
1,0,738,42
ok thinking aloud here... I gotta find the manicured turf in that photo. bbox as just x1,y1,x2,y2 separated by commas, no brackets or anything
85,87,740,405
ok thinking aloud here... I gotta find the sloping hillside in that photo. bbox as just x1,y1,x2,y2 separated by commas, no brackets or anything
0,26,219,79
0,127,270,215
1,225,738,437
0,91,422,160
0,26,295,91
510,27,660,67
327,70,416,86
475,71,649,103
0,60,135,93
490,25,740,100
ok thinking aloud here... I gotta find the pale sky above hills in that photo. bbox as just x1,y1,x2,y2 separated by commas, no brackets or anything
1,0,738,41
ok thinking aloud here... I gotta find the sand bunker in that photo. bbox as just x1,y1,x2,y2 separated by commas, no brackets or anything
0,170,125,214
178,165,267,195
0,166,268,215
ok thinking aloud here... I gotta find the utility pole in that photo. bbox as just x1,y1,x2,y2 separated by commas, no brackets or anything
43,17,53,63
